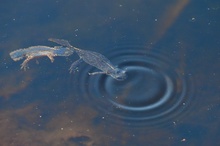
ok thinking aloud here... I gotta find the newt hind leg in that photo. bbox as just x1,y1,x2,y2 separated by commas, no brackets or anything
69,58,83,73
46,54,55,62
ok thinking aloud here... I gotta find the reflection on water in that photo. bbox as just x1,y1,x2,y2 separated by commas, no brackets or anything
70,45,194,127
1,0,218,145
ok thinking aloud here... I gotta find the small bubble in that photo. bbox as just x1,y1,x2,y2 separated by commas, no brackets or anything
190,17,196,22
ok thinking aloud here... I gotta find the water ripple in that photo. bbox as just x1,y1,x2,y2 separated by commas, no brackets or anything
72,46,193,127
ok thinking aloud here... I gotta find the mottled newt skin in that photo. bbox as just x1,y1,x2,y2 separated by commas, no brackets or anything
9,39,127,81
49,38,127,81
10,45,73,70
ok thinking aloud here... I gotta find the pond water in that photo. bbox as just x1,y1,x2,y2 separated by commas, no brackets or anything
0,0,219,146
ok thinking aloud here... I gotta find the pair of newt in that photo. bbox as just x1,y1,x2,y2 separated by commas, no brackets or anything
9,38,127,81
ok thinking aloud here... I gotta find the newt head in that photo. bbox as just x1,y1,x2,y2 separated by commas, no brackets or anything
110,68,127,81
9,49,26,61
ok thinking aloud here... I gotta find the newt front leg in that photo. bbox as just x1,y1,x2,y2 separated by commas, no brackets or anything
20,56,34,71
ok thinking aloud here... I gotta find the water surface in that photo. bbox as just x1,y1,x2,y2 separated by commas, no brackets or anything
0,0,219,146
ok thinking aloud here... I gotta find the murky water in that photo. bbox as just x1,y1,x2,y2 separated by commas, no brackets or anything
0,0,219,145
70,45,194,127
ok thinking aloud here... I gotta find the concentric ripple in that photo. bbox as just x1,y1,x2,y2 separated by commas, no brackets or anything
72,46,194,127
